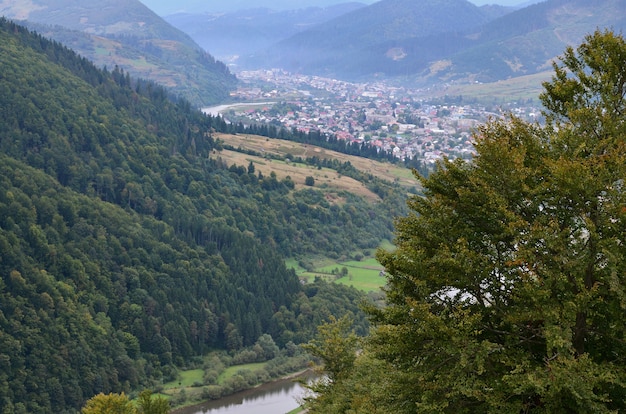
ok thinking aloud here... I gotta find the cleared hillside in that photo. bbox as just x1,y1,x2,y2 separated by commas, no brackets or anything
215,132,418,200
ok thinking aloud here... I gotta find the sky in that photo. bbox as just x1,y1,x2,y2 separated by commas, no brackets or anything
140,0,532,16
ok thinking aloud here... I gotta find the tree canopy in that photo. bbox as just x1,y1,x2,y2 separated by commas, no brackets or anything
304,29,626,413
0,18,389,412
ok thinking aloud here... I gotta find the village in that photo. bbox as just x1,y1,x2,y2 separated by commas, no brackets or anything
222,68,543,165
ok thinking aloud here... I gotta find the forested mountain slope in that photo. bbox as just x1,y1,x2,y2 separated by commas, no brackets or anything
0,0,237,106
0,19,396,412
246,0,493,78
433,0,626,81
247,0,626,83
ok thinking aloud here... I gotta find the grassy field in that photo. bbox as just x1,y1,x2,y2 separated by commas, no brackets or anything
336,268,386,291
158,361,272,406
213,133,419,201
161,362,269,392
317,258,386,292
160,369,205,403
217,362,267,384
429,71,552,104
163,369,204,389
287,240,396,292
291,252,389,292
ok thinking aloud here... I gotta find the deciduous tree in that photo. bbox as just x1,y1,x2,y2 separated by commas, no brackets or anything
81,393,136,414
136,390,169,414
368,29,626,413
301,315,359,412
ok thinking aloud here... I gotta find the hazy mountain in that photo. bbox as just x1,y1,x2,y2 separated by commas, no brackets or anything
427,0,626,82
478,4,518,20
0,0,237,105
245,0,494,78
140,0,378,14
140,0,534,15
164,3,367,62
243,0,626,83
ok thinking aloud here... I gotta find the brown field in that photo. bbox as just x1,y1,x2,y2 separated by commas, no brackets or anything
212,133,419,202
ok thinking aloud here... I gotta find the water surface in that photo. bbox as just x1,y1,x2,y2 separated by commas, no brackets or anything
174,374,311,414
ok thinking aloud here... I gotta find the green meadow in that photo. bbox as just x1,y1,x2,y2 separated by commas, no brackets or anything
163,369,204,389
217,362,268,384
316,258,385,292
289,246,391,292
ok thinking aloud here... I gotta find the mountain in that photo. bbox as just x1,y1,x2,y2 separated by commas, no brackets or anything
242,0,626,83
244,0,495,78
438,0,626,81
163,3,367,62
0,19,405,412
0,0,237,106
140,0,378,14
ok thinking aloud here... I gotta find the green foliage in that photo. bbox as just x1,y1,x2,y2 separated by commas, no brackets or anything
309,30,626,413
304,315,358,382
136,390,169,414
0,19,381,412
268,280,371,347
82,393,136,414
301,315,359,413
16,5,237,107
255,334,280,360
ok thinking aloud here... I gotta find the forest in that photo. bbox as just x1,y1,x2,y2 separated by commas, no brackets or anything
303,30,626,413
0,19,403,413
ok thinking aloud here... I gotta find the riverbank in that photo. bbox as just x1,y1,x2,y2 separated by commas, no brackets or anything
170,368,312,414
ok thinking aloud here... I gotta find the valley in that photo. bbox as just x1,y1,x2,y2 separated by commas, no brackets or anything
216,69,543,172
0,19,392,412
2,0,626,412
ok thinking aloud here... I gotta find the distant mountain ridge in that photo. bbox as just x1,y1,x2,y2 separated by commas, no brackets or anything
436,0,626,81
164,3,367,61
140,0,378,14
1,0,191,43
242,0,626,83
244,0,497,78
0,0,237,105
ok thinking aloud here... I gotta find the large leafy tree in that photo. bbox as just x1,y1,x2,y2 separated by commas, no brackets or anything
81,393,136,414
366,29,626,413
301,316,360,413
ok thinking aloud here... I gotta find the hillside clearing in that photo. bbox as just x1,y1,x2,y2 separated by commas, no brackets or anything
430,71,551,103
213,132,419,197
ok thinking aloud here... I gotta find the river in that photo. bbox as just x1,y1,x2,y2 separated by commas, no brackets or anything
201,102,276,117
172,373,312,414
